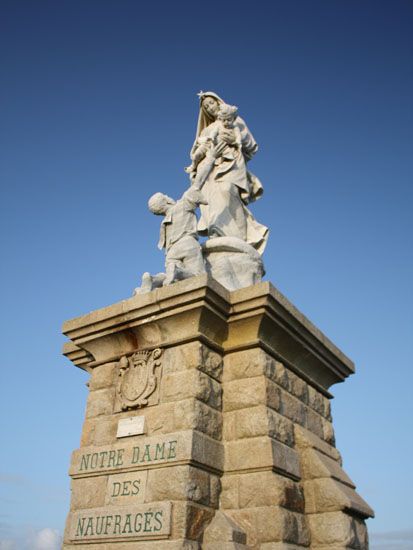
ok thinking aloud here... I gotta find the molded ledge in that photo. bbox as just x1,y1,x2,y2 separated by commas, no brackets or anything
62,276,355,394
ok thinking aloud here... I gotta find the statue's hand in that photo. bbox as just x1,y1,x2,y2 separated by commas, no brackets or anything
220,129,236,145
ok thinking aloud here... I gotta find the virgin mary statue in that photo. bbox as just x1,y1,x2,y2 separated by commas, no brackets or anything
189,91,268,255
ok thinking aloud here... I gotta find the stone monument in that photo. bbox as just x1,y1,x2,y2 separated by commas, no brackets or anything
62,91,373,549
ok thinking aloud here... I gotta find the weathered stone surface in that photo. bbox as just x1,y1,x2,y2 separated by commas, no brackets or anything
136,402,176,436
224,354,310,407
173,398,222,440
224,377,266,411
224,406,267,441
300,448,354,487
225,437,271,472
86,388,115,418
279,390,306,425
172,501,215,540
80,416,118,447
63,542,201,550
206,544,250,550
224,349,275,382
271,439,301,480
210,475,221,508
164,342,223,382
260,545,309,550
203,544,249,550
89,362,117,391
203,510,247,545
63,278,372,548
227,507,310,546
305,408,324,440
220,475,239,509
223,377,280,412
267,408,295,447
271,361,290,390
146,466,213,506
303,478,374,518
307,511,359,546
354,516,369,549
307,385,332,420
307,386,325,415
294,425,341,463
322,417,336,445
237,471,304,512
223,405,293,446
323,398,332,421
161,369,222,410
70,476,107,510
286,371,308,404
224,437,300,480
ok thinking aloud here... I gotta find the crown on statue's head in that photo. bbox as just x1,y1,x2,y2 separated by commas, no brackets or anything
131,350,150,362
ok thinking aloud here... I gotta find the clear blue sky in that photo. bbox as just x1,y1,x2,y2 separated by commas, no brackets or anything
1,1,412,549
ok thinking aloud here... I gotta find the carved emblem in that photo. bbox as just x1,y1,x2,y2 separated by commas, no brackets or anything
116,348,163,410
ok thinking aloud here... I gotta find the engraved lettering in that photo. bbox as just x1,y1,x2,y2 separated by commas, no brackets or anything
116,449,124,466
84,517,94,536
132,446,140,463
141,444,152,463
95,516,104,536
134,512,143,533
154,511,163,532
108,450,116,467
132,479,140,495
154,443,165,460
122,481,131,496
144,511,153,532
79,454,90,471
99,451,108,468
122,514,132,534
168,440,177,459
112,482,121,497
113,514,121,534
104,515,113,535
75,518,85,537
70,504,171,540
90,453,98,469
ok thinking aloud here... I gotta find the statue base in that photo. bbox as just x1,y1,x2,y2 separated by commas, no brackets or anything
203,237,264,292
62,275,373,548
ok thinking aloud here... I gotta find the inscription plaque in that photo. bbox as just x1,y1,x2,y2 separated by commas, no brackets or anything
69,502,171,542
70,430,223,477
105,471,148,505
117,415,146,438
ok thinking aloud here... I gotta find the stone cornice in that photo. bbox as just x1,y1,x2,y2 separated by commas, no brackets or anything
62,276,354,394
226,282,354,395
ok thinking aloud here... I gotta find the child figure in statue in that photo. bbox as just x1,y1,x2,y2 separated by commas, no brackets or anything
134,187,207,294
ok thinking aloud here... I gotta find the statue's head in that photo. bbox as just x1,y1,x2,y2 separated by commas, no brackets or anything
217,103,238,128
148,193,175,215
201,95,221,119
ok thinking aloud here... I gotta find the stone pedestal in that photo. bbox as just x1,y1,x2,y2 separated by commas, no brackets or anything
62,275,373,549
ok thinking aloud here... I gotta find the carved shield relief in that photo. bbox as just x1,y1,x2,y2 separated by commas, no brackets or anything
116,348,162,411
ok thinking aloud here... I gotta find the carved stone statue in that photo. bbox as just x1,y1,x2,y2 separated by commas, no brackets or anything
135,91,269,294
134,187,207,294
190,92,268,254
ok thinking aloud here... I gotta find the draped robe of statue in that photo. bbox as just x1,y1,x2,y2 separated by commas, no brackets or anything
191,92,269,255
